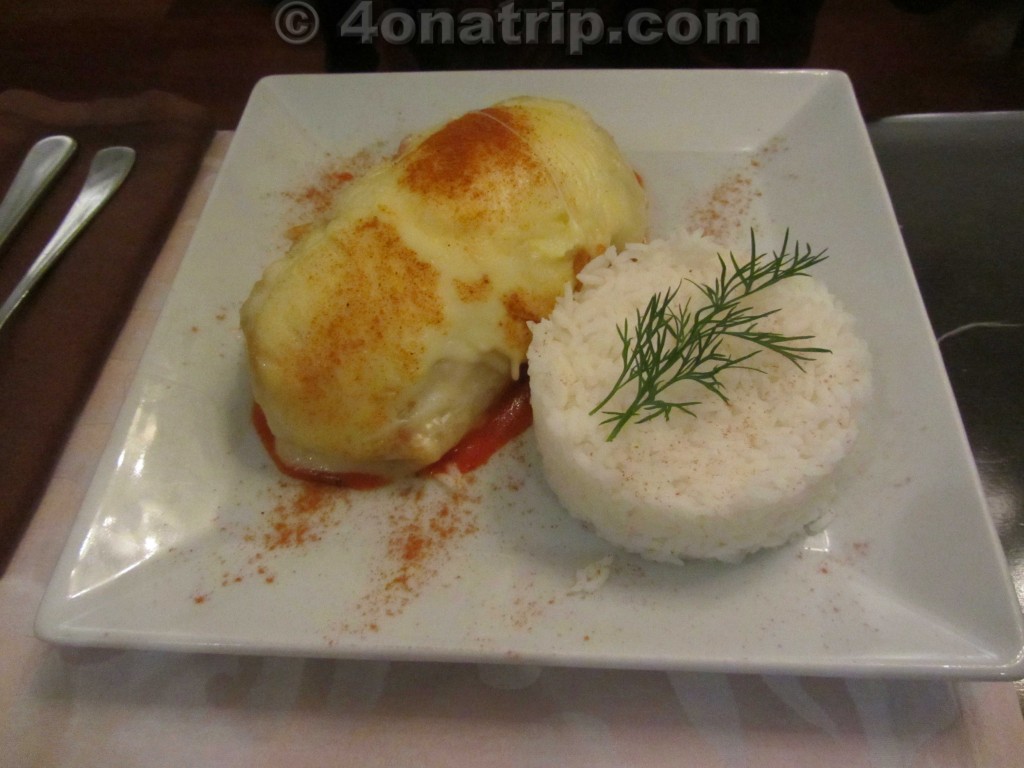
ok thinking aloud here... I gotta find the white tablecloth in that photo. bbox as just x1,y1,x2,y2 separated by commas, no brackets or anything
4,132,1023,767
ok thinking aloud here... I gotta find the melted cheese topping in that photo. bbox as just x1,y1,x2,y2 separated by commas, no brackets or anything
241,96,647,476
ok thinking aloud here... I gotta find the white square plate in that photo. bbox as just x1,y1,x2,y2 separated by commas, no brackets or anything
36,71,1024,678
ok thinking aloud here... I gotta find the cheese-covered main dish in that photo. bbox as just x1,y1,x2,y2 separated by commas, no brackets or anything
241,97,647,478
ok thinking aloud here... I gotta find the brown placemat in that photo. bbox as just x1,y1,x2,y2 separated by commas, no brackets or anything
0,90,214,574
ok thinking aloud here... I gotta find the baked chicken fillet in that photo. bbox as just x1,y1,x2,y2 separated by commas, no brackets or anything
241,96,647,478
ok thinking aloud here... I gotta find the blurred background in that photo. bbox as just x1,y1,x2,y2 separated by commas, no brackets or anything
1,0,1022,128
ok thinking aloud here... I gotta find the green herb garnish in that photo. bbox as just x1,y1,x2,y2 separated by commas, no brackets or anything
591,230,831,441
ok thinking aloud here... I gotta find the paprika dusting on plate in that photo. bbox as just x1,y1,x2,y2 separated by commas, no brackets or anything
336,478,482,633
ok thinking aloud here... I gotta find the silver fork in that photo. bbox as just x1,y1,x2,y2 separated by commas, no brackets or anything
0,146,135,334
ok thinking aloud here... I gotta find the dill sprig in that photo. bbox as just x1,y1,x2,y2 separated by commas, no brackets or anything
591,230,832,441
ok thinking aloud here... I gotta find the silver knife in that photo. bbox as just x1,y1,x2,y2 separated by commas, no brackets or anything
0,135,78,253
0,146,135,334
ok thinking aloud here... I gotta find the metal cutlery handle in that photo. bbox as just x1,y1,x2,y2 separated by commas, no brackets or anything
0,135,77,253
0,146,136,334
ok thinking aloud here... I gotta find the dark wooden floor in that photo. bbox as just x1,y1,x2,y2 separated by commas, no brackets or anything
1,0,1022,128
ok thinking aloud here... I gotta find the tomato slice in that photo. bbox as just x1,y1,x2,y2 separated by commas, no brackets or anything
251,375,533,488
424,376,532,476
251,403,388,489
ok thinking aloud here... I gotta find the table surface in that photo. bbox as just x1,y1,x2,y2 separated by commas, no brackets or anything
2,118,1024,765
868,110,1024,708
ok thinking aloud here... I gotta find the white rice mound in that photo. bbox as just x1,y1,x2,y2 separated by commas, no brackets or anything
527,228,872,564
